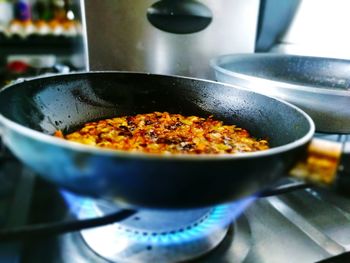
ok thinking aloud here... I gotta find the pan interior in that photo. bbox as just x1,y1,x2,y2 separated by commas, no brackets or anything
218,54,350,91
0,72,311,148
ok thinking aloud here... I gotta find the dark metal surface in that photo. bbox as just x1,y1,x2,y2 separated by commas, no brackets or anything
0,72,313,209
211,53,350,133
317,251,350,263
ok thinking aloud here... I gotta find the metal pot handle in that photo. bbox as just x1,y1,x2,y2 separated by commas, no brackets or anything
147,0,212,34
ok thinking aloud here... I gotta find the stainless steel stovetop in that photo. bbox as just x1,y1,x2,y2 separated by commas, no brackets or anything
1,134,350,263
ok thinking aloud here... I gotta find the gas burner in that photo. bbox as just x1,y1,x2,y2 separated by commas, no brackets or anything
61,191,255,263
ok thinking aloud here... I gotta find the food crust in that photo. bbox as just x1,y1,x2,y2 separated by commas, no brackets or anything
54,112,269,154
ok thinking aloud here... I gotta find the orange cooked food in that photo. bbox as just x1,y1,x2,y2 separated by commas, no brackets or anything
54,112,269,154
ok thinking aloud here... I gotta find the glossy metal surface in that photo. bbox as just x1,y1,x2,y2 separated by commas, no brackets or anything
77,202,244,262
211,53,350,133
81,0,260,79
50,189,350,263
0,72,313,209
58,187,255,263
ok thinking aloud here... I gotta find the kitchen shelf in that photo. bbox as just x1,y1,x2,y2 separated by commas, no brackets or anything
0,34,84,64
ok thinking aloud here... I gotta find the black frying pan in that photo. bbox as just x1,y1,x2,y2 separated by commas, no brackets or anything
0,72,347,209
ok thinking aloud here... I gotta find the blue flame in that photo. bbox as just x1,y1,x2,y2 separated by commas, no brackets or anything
60,190,255,245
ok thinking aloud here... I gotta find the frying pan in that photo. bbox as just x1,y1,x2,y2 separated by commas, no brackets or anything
211,53,350,133
0,72,348,209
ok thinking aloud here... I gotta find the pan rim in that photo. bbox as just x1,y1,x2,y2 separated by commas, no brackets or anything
211,53,350,97
0,71,315,161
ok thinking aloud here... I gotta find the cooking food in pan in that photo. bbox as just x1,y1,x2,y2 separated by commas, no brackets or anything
54,111,269,154
0,72,349,209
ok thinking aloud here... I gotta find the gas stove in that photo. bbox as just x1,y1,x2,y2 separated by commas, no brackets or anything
1,134,350,263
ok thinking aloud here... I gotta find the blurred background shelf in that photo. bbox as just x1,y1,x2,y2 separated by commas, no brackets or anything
0,35,83,57
0,34,84,85
0,0,85,85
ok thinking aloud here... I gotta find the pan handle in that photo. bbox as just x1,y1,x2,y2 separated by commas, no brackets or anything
258,180,310,197
289,138,350,197
0,209,137,242
332,142,350,196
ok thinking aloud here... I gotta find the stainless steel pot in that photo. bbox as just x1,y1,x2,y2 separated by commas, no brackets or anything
81,0,260,79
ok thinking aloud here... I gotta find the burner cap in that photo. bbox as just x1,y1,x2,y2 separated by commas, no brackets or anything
63,195,255,263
